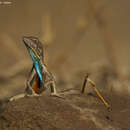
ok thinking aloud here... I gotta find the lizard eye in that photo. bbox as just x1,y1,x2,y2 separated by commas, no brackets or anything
33,43,37,48
34,38,39,43
31,37,38,44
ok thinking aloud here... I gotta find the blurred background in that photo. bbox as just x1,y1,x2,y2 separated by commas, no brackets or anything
0,0,130,99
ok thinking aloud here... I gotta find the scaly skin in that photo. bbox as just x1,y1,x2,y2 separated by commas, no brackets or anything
9,36,109,110
9,36,62,101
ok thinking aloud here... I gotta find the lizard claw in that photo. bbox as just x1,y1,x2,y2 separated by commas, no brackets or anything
26,93,41,97
50,93,65,99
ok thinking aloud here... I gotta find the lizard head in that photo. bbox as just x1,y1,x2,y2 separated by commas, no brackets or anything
23,36,44,83
22,36,43,60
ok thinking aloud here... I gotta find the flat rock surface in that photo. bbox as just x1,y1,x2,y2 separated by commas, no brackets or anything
0,95,96,130
0,91,130,130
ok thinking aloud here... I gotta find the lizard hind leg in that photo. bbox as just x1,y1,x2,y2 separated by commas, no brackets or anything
48,80,65,99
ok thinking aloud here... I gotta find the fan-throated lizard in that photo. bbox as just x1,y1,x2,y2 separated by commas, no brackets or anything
9,36,110,110
10,36,62,101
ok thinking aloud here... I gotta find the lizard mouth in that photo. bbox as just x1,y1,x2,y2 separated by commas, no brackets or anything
23,36,31,47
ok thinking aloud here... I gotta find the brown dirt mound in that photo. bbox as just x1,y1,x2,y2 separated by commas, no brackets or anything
0,91,130,130
0,95,96,130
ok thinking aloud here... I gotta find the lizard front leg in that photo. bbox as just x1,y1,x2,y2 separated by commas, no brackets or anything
42,64,64,99
46,80,64,99
25,65,40,96
9,65,38,101
25,65,36,95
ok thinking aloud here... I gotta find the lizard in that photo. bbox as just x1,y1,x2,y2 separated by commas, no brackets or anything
9,36,110,110
9,36,62,101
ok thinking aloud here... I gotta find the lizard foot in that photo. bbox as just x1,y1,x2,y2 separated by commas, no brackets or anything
50,93,65,99
26,93,41,97
9,93,26,102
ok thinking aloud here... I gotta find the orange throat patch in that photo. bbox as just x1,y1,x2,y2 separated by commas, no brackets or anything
32,73,44,94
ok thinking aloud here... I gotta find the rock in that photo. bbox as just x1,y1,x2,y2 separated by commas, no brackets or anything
0,95,96,130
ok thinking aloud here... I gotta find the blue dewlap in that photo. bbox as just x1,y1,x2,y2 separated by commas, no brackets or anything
28,48,43,84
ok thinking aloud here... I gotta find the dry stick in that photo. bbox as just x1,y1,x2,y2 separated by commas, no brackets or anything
81,74,89,93
81,75,110,109
88,79,110,109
